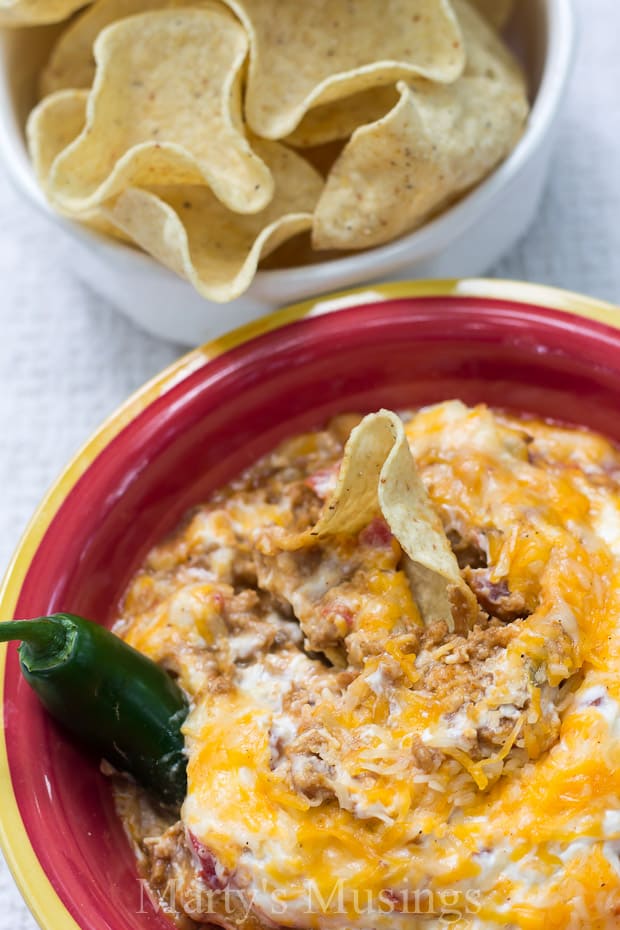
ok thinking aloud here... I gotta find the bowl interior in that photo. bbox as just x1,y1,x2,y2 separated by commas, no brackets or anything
4,293,620,930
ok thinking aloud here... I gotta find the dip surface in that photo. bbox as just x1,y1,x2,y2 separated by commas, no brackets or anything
115,402,620,929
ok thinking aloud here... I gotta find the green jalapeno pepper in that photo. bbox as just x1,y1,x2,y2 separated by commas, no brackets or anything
0,613,188,808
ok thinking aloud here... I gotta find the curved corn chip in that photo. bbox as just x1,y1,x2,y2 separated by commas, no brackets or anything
102,140,323,302
470,0,515,30
26,88,129,240
49,7,274,215
27,88,89,185
0,0,90,25
313,0,528,250
40,0,196,96
285,409,479,632
219,0,465,140
285,85,399,149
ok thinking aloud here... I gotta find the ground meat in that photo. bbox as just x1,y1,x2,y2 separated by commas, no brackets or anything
417,624,517,696
288,749,337,804
218,427,343,502
113,785,197,929
464,567,530,622
447,528,488,570
414,617,566,763
441,621,517,663
283,480,325,531
229,551,258,589
420,619,450,649
409,735,442,774
254,545,354,659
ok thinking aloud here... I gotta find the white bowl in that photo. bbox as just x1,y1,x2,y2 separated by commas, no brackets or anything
0,0,575,345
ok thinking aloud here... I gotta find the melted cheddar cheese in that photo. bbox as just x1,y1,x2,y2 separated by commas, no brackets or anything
117,403,620,930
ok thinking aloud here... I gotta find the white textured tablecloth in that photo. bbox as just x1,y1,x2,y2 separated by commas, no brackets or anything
1,0,620,925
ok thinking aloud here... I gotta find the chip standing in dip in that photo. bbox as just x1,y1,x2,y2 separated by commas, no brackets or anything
108,402,620,929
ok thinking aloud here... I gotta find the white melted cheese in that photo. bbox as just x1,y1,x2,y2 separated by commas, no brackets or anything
574,684,620,739
594,498,620,558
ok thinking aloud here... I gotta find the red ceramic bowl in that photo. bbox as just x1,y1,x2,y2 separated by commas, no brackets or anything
1,279,620,930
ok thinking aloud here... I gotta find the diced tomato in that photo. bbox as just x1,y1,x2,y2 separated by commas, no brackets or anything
188,831,229,889
322,601,354,631
305,462,340,500
359,517,392,548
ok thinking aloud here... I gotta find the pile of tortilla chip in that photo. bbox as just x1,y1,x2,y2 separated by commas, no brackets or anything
12,0,526,301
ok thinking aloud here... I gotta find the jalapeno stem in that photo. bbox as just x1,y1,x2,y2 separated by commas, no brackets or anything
0,619,67,656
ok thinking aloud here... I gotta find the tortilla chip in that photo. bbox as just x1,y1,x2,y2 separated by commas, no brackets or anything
102,139,323,302
469,0,515,29
48,7,275,215
39,0,191,96
0,0,89,25
285,85,400,149
312,0,528,250
219,0,465,140
27,88,129,240
41,1,395,152
286,409,479,632
27,88,89,185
